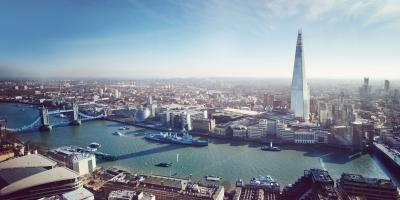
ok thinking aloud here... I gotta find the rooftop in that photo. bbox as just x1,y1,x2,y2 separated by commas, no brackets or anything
108,190,136,199
306,169,334,184
142,175,188,190
224,108,261,116
0,154,57,170
0,167,46,186
340,173,395,188
62,187,93,200
0,167,79,196
48,146,95,161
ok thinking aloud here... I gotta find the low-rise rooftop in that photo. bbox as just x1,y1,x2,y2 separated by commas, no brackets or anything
0,167,79,196
0,154,57,170
341,173,395,188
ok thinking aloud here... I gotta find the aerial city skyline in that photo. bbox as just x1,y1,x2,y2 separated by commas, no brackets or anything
0,28,399,199
1,1,400,200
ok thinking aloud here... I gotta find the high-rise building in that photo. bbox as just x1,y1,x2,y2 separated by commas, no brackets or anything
351,121,363,150
263,93,274,108
114,89,120,98
291,29,310,120
385,79,390,92
359,77,371,98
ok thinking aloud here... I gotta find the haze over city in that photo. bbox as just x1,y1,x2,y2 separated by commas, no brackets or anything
1,0,399,79
3,1,400,200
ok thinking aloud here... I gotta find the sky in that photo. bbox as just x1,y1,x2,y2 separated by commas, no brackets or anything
0,0,399,79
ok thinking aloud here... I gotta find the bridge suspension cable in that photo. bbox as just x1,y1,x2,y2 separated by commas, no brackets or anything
5,117,41,132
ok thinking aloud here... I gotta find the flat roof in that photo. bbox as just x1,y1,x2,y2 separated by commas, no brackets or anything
0,167,79,196
108,190,136,199
62,187,93,200
0,154,57,170
224,108,260,116
143,175,188,190
0,167,46,185
341,173,395,188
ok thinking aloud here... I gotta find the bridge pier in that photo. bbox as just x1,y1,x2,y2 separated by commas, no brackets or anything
70,103,81,126
39,106,52,131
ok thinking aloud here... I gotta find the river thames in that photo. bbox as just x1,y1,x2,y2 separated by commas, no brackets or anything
1,103,398,188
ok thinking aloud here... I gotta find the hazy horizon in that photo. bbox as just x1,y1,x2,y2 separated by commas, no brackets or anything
1,0,399,79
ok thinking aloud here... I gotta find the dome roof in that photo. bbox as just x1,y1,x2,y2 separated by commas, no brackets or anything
134,107,151,122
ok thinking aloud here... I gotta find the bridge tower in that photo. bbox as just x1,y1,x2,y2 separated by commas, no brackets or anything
39,106,52,131
70,103,81,126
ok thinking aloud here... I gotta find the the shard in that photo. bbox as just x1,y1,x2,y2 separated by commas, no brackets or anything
291,29,310,120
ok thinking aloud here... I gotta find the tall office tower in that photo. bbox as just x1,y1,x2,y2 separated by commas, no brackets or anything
351,121,363,150
364,77,369,85
359,77,371,98
263,93,274,108
384,80,390,92
291,29,310,120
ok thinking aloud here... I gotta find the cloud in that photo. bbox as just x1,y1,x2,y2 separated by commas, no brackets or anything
261,0,400,28
365,0,400,26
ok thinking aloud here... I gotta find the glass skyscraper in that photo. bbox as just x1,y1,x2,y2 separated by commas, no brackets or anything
291,29,310,120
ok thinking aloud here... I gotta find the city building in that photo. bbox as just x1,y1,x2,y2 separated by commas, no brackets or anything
108,190,155,200
61,188,94,200
114,89,120,99
290,29,310,121
234,175,280,200
213,123,232,137
134,106,151,123
0,154,82,200
103,174,224,200
232,125,248,139
263,94,274,109
280,169,341,200
385,80,390,93
247,119,269,140
359,78,371,99
337,173,399,200
351,121,363,150
47,146,97,176
294,129,315,144
331,126,353,146
191,118,216,133
276,121,295,143
0,141,15,162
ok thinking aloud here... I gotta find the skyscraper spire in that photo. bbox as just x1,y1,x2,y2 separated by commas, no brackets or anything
291,29,310,120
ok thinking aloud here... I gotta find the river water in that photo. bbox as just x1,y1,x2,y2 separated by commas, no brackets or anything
1,103,398,188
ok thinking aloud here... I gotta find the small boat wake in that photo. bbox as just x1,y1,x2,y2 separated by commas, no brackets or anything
319,157,326,170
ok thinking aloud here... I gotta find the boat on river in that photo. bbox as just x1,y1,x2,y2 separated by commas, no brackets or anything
118,126,130,130
205,175,222,182
112,131,123,136
155,162,172,167
86,142,101,151
261,142,281,151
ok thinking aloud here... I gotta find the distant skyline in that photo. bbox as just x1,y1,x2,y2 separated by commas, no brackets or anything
1,0,399,79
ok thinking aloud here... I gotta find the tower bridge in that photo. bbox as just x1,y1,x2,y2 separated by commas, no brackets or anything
6,103,108,132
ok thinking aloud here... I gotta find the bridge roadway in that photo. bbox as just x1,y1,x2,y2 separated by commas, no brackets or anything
5,112,105,133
